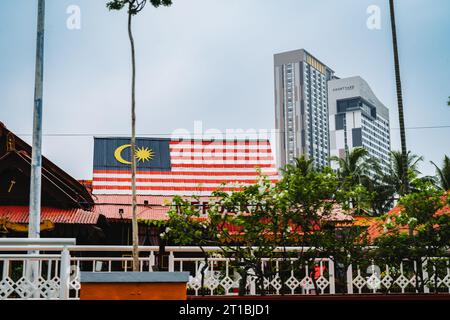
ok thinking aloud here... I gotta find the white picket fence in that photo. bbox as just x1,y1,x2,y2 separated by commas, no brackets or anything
347,258,450,294
0,238,79,300
1,241,450,299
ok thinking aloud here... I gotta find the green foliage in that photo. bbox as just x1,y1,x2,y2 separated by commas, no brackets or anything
329,148,447,217
163,154,450,294
330,147,369,184
397,181,444,225
138,219,166,227
431,155,450,191
330,149,378,214
375,180,450,258
384,150,429,196
370,181,450,292
107,0,172,15
164,157,369,294
162,196,217,246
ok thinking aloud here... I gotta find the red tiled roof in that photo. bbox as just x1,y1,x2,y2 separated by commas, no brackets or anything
0,196,209,225
92,195,358,223
93,194,213,205
95,204,169,221
93,195,213,221
0,206,100,225
366,195,450,241
320,203,354,221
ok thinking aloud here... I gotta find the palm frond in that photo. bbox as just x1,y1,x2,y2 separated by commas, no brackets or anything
431,155,450,190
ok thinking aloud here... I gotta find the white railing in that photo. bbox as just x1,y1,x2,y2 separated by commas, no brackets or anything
0,238,78,300
177,256,334,296
64,246,450,296
347,258,450,294
2,243,450,298
65,246,335,296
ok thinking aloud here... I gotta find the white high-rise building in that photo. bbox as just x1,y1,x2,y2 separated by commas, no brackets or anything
328,76,391,174
274,49,335,169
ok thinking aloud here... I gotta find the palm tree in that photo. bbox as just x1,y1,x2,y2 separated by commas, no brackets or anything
364,151,428,215
384,150,424,196
330,147,374,213
389,0,409,194
431,155,450,190
282,156,315,177
330,147,370,185
107,0,172,271
358,158,396,216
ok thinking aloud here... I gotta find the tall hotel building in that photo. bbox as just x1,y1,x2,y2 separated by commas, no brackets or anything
274,49,335,169
328,76,391,174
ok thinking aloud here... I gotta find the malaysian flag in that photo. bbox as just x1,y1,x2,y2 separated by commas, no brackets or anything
92,137,279,196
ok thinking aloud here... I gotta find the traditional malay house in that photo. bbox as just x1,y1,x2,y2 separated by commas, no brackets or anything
0,122,107,243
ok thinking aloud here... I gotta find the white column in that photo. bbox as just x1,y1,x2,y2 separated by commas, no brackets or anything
59,247,71,300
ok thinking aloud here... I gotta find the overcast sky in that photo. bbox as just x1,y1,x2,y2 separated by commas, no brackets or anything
0,0,449,179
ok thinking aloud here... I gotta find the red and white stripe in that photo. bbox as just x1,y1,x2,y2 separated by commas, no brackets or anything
93,139,279,196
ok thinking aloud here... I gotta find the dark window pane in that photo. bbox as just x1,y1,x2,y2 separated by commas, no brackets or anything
352,128,362,147
335,114,345,130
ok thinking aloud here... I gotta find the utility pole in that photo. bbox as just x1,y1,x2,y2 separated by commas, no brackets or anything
29,0,45,240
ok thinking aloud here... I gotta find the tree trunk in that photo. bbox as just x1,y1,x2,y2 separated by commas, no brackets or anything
128,7,139,272
389,0,409,195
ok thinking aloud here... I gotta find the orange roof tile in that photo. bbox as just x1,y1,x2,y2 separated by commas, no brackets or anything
0,206,100,225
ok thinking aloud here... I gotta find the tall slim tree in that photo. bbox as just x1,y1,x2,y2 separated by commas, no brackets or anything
107,0,172,271
389,0,409,194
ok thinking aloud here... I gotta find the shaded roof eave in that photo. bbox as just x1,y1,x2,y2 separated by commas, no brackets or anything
0,122,94,209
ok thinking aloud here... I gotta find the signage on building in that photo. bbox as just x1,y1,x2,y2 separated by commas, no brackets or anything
332,85,355,92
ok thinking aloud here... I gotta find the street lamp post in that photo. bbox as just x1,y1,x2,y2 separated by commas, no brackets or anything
28,0,45,294
29,0,45,240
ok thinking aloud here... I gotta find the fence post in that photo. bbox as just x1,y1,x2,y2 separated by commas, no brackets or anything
59,246,71,300
25,259,40,299
346,264,353,294
422,258,430,294
149,251,155,272
168,251,174,272
328,258,335,294
248,268,256,295
2,259,9,279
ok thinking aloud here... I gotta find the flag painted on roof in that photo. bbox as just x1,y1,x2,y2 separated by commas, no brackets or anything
93,137,279,196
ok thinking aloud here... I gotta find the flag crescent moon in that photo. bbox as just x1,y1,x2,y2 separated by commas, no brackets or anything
114,144,132,165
